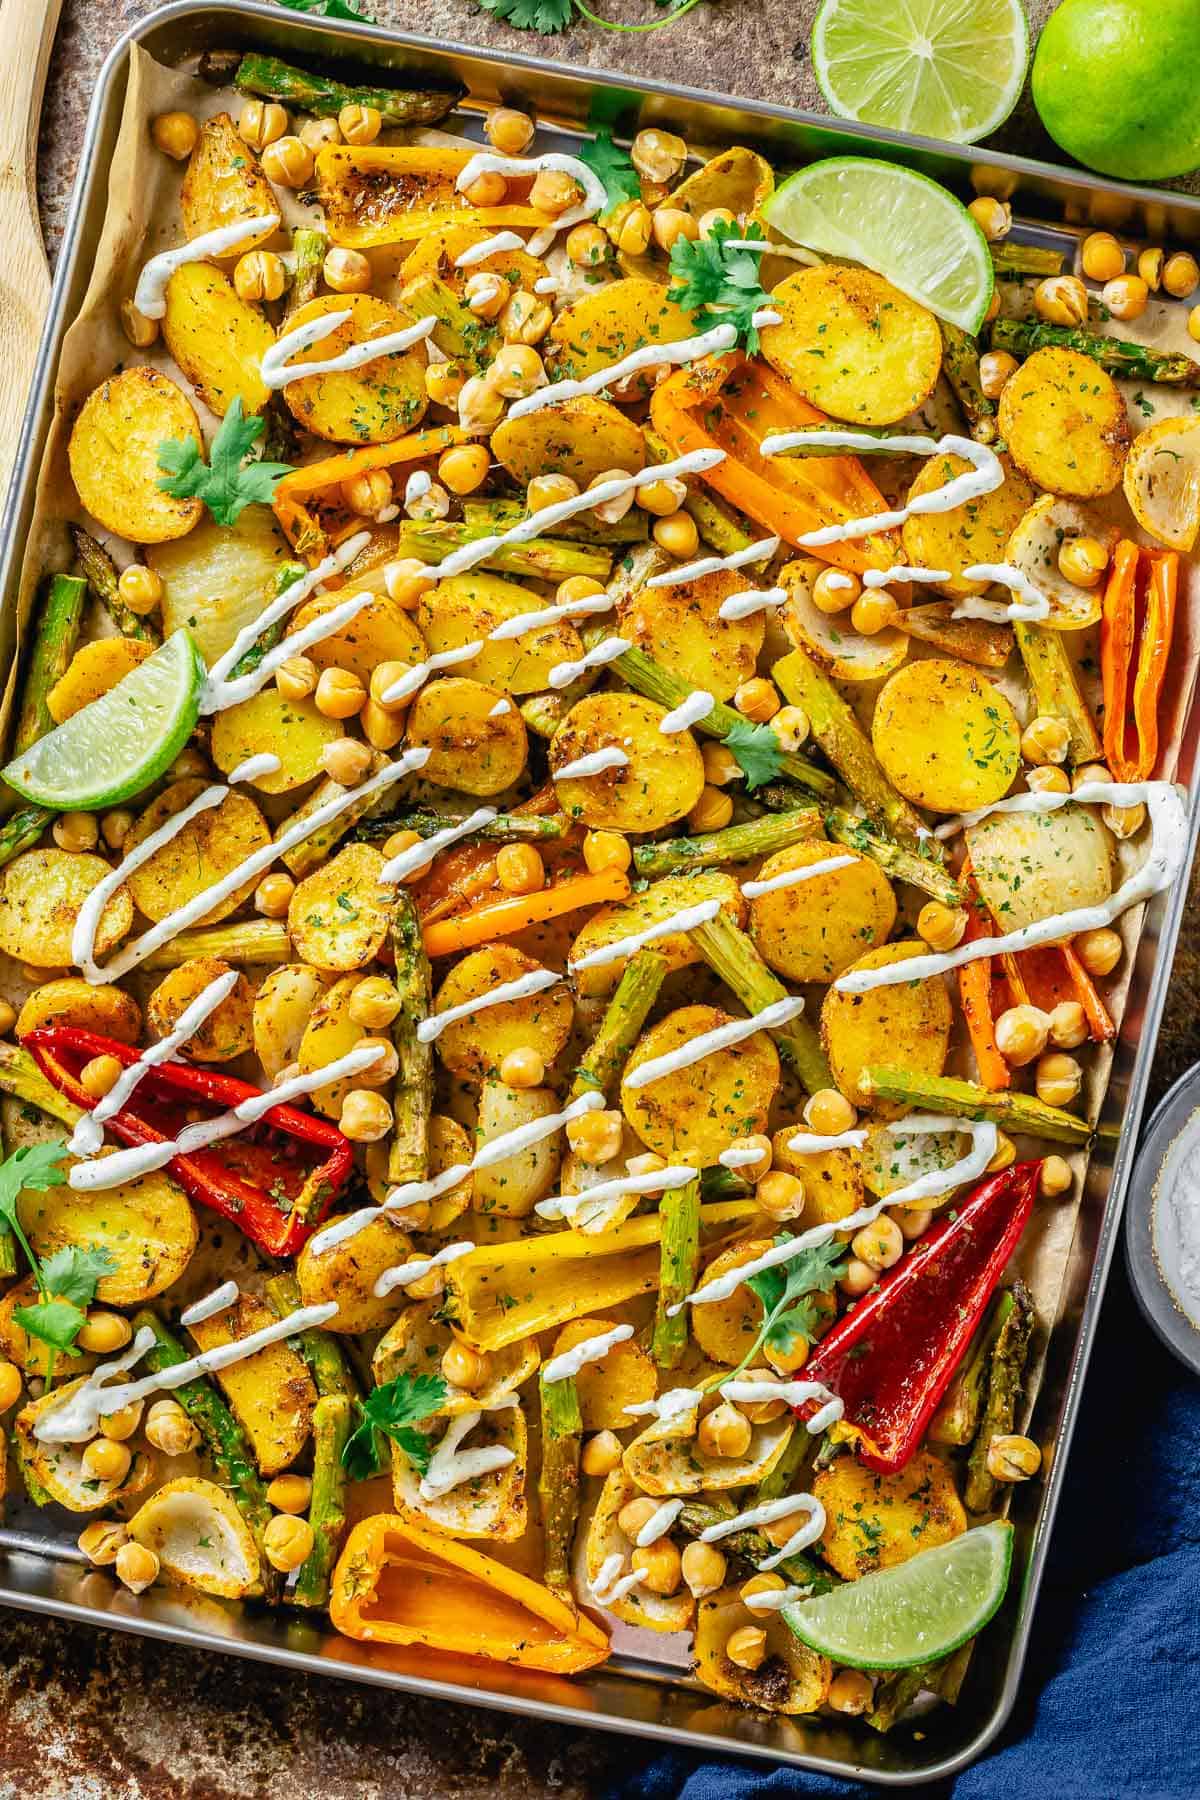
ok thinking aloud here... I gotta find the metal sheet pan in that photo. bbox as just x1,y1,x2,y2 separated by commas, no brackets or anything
3,3,1200,1783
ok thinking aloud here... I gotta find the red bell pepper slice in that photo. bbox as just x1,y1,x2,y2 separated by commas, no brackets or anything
800,1160,1039,1473
27,1026,353,1257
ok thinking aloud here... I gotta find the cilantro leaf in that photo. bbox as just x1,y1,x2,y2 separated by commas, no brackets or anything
738,1239,847,1373
157,397,295,528
576,128,640,215
342,1371,448,1482
668,218,773,352
724,718,785,790
13,1298,88,1355
274,0,376,19
0,1140,68,1276
476,0,575,33
40,1244,117,1309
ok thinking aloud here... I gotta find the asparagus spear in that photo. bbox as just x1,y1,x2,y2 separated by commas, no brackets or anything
965,1279,1035,1514
1012,622,1103,765
677,1501,835,1593
939,322,998,445
286,226,327,318
263,1274,357,1399
396,521,611,585
571,949,667,1101
991,315,1200,386
13,573,88,752
233,53,466,128
279,755,389,879
754,1419,818,1503
359,808,569,846
928,1290,1012,1446
398,274,497,372
464,498,647,547
822,806,963,909
230,563,304,681
991,243,1064,280
0,1111,15,1278
132,1309,280,1598
0,1043,84,1130
142,919,291,970
868,1661,944,1733
652,1178,701,1369
862,1067,1090,1145
388,891,433,1186
293,1394,352,1609
774,648,930,849
688,909,832,1095
632,806,823,879
69,529,160,644
644,425,757,555
521,681,594,738
538,1368,582,1595
0,804,52,871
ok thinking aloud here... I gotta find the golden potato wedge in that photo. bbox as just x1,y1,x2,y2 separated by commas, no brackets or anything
405,676,528,796
366,1113,474,1231
16,1385,156,1512
16,977,141,1044
1003,494,1119,631
288,843,393,973
998,346,1129,498
150,506,297,667
814,1449,965,1580
19,1152,197,1305
694,1587,830,1714
871,659,1020,813
550,693,704,833
618,568,765,702
586,1468,695,1633
1122,413,1200,552
568,868,746,1000
187,1291,316,1476
296,973,368,1116
180,113,277,246
46,638,156,723
900,453,1037,599
860,1119,970,1200
432,943,573,1081
550,279,696,395
780,560,907,683
372,1299,536,1413
749,841,897,984
759,266,942,426
548,1319,657,1431
210,688,342,794
621,1003,780,1165
124,780,271,926
821,941,952,1111
296,1209,411,1334
253,963,327,1081
0,849,132,968
965,801,1113,931
291,588,426,686
0,1278,98,1376
280,294,429,444
473,1080,562,1216
623,1380,794,1495
492,395,646,488
68,368,204,544
691,1238,774,1366
418,573,583,696
771,1126,864,1229
147,957,255,1062
392,1404,528,1542
162,262,273,418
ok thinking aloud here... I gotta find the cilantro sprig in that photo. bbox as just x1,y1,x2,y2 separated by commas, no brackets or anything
576,127,640,214
731,1238,848,1376
274,0,376,19
157,397,295,529
0,1142,116,1366
477,0,705,34
724,718,786,790
342,1371,449,1482
668,218,773,353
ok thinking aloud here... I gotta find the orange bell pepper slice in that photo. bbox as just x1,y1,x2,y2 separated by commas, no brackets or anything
330,1514,610,1673
1101,540,1178,782
422,866,630,958
272,426,471,559
316,145,547,249
1014,942,1115,1044
650,353,903,576
958,862,1010,1092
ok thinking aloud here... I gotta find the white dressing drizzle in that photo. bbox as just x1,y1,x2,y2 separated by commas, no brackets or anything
418,1408,516,1501
134,214,280,318
374,1241,476,1298
487,590,614,639
379,807,497,884
635,1498,684,1547
535,1164,698,1222
645,536,779,591
179,1281,239,1328
547,636,631,689
756,433,1004,548
660,690,715,735
953,563,1051,623
591,1552,644,1606
785,1128,868,1154
861,565,950,589
699,1492,826,1569
740,854,856,900
456,151,607,232
720,1376,842,1417
227,753,282,784
404,470,432,511
567,898,721,972
260,310,437,390
534,276,558,296
542,1322,633,1384
623,997,805,1090
234,1044,388,1124
488,698,512,716
718,586,787,621
719,1145,768,1169
744,1584,811,1611
454,231,525,267
553,746,630,781
624,1387,706,1424
506,320,739,421
380,642,484,705
418,964,562,1044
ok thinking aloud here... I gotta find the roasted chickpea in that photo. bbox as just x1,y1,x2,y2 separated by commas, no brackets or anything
652,511,700,559
756,1171,805,1223
995,1003,1050,1067
261,136,314,189
632,1538,683,1596
238,100,288,151
1027,764,1070,796
117,564,164,616
1040,1154,1073,1197
276,654,318,701
458,375,506,434
99,1400,143,1442
611,200,652,257
637,477,687,518
437,443,490,496
1035,1051,1082,1108
1165,251,1200,298
323,247,372,294
851,1214,904,1272
82,1437,132,1485
77,1311,132,1354
580,1430,623,1476
979,349,1018,399
891,1205,933,1241
232,248,286,304
851,589,899,636
1102,274,1148,321
698,207,736,237
697,1401,752,1460
264,1512,316,1572
968,196,1011,241
152,111,200,160
299,117,341,154
1058,535,1110,588
1081,231,1125,283
499,1046,546,1090
266,1473,312,1515
986,1433,1042,1481
630,128,686,185
80,1054,123,1101
499,289,553,345
1020,714,1070,766
463,170,507,208
384,559,436,610
688,786,734,833
425,360,467,409
490,344,547,399
588,469,635,526
338,104,382,147
339,1089,393,1142
680,1539,726,1597
314,666,366,719
566,222,609,267
78,1519,129,1566
812,567,859,614
725,1626,767,1671
988,1130,1017,1172
700,741,740,786
496,844,545,894
0,1361,22,1413
1034,274,1088,327
651,208,699,255
733,678,780,724
529,169,584,215
917,901,968,953
120,298,159,348
320,737,374,788
1076,927,1122,977
464,270,508,320
442,1338,493,1390
145,1398,200,1456
567,1108,624,1166
1138,246,1164,292
804,1088,857,1136
839,1258,878,1299
828,1670,874,1714
0,1000,14,1038
115,1542,160,1594
582,829,631,874
1048,1000,1088,1049
617,1496,661,1540
254,873,295,919
485,107,536,156
53,812,99,854
529,472,580,514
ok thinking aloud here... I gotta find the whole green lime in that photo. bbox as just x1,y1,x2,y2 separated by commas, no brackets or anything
1033,0,1200,180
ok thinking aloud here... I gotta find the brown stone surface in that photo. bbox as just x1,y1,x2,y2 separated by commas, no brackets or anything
11,2,1200,1794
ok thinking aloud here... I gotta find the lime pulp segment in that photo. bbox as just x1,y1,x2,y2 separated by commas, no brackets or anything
811,0,1029,145
3,628,205,811
783,1520,1013,1669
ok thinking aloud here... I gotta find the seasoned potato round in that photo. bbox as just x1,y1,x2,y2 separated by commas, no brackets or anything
211,689,342,795
814,1450,965,1581
68,368,204,544
871,660,1020,813
621,1003,780,1165
296,1211,412,1334
20,1154,197,1306
253,963,326,1081
821,941,952,1112
569,869,746,1000
759,266,942,426
162,262,273,418
16,977,141,1044
1003,494,1118,632
492,395,646,488
691,1238,775,1366
297,973,366,1117
549,1318,657,1431
288,843,393,973
147,957,255,1062
291,588,427,686
549,279,696,395
405,677,528,795
150,506,296,668
0,849,132,968
432,943,573,1081
124,780,271,927
998,346,1129,498
771,1126,864,1230
47,639,155,724
419,573,583,697
618,569,765,702
401,224,547,297
425,1113,475,1230
965,802,1113,931
550,693,705,833
901,453,1037,599
749,842,897,984
180,112,277,246
280,295,429,444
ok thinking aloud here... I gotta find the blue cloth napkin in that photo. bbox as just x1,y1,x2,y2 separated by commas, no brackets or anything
613,1253,1200,1800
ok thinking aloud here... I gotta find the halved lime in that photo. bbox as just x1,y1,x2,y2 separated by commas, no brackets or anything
4,629,205,811
762,158,994,334
811,0,1029,145
783,1520,1013,1668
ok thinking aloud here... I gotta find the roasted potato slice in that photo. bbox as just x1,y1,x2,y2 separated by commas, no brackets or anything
780,561,907,683
296,1210,411,1334
814,1449,966,1580
187,1292,316,1476
901,453,1037,599
749,841,897,985
373,1300,537,1414
68,369,204,543
432,943,573,1081
821,941,953,1112
672,146,774,220
550,693,704,833
771,1126,864,1228
46,638,155,723
623,1381,794,1495
568,868,746,1000
492,395,646,488
124,780,271,927
16,1385,156,1512
871,659,1020,813
16,977,141,1044
998,346,1129,498
621,1003,780,1166
1123,414,1200,552
965,802,1113,931
180,112,277,246
473,1080,563,1216
418,573,583,696
691,1239,774,1367
150,506,297,666
585,1468,694,1632
391,1404,528,1542
291,588,427,686
253,963,327,1081
162,263,273,417
279,294,429,443
0,1278,97,1376
405,676,528,796
147,957,255,1062
296,973,369,1116
19,1153,197,1305
0,849,132,968
548,1319,657,1430
617,568,765,701
401,224,547,297
210,688,342,794
694,1587,830,1714
759,266,942,426
1004,494,1120,630
550,279,696,395
128,1476,262,1598
288,843,394,973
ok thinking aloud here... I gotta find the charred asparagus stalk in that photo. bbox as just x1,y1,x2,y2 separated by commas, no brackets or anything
233,53,465,128
678,1501,834,1593
751,788,963,908
14,573,88,752
645,425,758,555
286,226,327,317
293,1394,352,1608
571,949,667,1101
990,243,1064,280
0,804,52,871
939,322,998,444
862,1066,1090,1144
965,1279,1035,1513
651,1178,701,1369
1013,622,1104,764
521,682,593,738
929,1290,1013,1446
280,754,390,879
538,1368,582,1595
991,315,1200,386
632,806,823,879
359,808,569,846
464,498,648,547
0,1043,84,1130
868,1660,945,1733
396,521,611,585
230,563,304,681
398,273,496,372
69,528,160,644
388,891,433,1185
141,919,291,970
689,909,832,1095
263,1274,357,1399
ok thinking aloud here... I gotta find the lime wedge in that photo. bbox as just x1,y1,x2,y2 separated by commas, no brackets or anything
762,158,994,334
4,629,205,811
783,1520,1013,1668
811,0,1029,145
